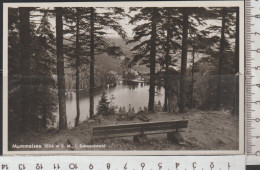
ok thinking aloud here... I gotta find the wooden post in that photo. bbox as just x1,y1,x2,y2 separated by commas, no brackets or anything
167,132,185,145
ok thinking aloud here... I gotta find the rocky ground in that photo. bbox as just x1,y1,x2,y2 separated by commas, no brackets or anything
9,109,239,151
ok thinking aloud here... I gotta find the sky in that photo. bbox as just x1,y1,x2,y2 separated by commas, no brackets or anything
31,7,227,42
31,7,135,39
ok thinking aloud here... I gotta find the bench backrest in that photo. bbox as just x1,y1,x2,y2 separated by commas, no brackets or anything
92,120,188,139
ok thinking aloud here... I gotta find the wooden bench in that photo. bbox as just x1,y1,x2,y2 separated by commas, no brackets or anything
91,120,188,145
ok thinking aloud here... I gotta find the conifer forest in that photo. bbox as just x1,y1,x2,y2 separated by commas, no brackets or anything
8,6,240,151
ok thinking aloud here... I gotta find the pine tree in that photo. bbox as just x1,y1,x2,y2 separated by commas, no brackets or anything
56,7,67,130
63,7,90,127
33,11,57,129
215,8,226,110
128,7,161,113
186,8,209,109
159,8,182,112
96,91,109,116
190,7,237,110
156,8,208,112
9,8,58,131
88,7,126,118
176,7,210,112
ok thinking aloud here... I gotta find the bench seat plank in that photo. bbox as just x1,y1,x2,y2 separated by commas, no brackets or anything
92,120,188,141
93,125,186,136
92,129,186,139
93,120,188,131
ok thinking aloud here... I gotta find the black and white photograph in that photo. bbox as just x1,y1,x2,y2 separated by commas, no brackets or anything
3,1,244,154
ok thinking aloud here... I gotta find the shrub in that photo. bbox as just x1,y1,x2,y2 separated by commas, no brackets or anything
96,91,116,116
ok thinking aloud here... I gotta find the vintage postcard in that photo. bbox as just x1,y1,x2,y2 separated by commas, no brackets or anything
3,1,244,155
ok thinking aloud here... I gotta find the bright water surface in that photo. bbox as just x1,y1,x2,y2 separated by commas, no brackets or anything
55,82,165,128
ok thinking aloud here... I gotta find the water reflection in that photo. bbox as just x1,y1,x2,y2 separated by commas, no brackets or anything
55,81,165,128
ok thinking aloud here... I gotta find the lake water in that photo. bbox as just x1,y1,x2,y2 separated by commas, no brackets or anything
56,81,165,128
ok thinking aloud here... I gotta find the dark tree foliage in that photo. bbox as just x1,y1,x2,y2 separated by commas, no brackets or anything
19,7,32,130
33,11,57,129
201,8,237,110
8,7,57,133
188,7,237,110
96,92,116,116
129,7,210,113
8,8,22,132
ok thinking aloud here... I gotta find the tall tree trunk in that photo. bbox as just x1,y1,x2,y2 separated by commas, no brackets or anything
89,7,95,118
233,7,239,115
179,9,189,113
216,8,226,111
19,7,31,131
75,8,81,127
190,47,195,108
56,7,67,130
148,8,157,113
163,16,170,112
